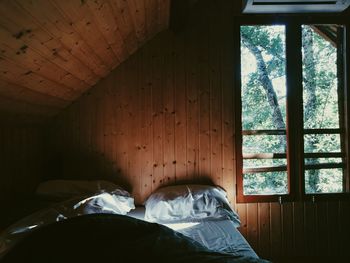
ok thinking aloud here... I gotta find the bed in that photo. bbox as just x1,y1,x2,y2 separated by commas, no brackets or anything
128,207,258,259
0,181,269,263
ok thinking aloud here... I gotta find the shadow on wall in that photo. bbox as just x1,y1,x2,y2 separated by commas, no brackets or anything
154,174,216,189
45,150,132,193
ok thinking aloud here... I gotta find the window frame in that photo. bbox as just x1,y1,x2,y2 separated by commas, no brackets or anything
234,15,350,203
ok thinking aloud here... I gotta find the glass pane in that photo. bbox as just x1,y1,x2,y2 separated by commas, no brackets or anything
305,158,343,164
305,168,343,193
304,134,341,153
244,158,287,168
243,134,287,153
241,25,287,130
302,25,341,129
243,172,288,195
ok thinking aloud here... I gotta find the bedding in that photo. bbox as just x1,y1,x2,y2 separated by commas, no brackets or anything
0,189,134,257
166,219,259,259
0,183,268,262
0,214,270,263
144,184,240,226
128,207,259,259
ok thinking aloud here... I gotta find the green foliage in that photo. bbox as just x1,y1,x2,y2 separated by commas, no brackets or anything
241,25,343,195
243,172,288,195
305,169,343,193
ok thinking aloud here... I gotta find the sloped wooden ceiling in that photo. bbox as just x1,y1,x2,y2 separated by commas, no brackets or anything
0,0,170,123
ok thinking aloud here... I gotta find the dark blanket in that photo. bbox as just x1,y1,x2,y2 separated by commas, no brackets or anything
1,214,270,263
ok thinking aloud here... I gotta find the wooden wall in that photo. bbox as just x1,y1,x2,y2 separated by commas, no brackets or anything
48,0,350,261
0,124,45,201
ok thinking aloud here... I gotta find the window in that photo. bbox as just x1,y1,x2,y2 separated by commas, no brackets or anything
236,20,349,202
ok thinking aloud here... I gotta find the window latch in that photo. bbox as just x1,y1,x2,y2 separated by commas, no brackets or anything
278,196,282,205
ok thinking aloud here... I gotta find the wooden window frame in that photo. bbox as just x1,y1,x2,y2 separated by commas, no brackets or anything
235,16,350,203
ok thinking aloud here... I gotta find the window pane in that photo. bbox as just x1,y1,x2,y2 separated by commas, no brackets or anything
243,134,287,153
305,169,343,194
302,25,341,129
243,172,288,195
241,25,287,130
304,134,341,153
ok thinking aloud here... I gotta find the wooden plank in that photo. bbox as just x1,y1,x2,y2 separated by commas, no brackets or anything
0,110,47,124
169,0,191,33
77,94,87,156
270,202,282,260
151,35,164,190
185,18,199,181
10,0,100,84
173,34,187,182
82,92,96,177
100,80,109,180
116,62,129,189
243,153,287,159
209,13,223,187
293,201,305,258
124,54,141,202
127,0,147,44
102,76,115,181
41,8,109,77
247,203,259,254
198,10,211,182
145,0,159,41
339,200,350,258
139,48,153,202
303,128,341,134
236,203,247,237
162,36,176,187
0,128,10,200
52,0,118,69
0,1,100,85
86,0,129,63
258,203,270,259
243,165,287,173
304,163,344,170
95,80,106,181
0,79,69,108
327,201,340,258
220,1,235,204
0,32,90,90
282,202,294,258
107,75,120,186
316,201,329,256
108,0,139,54
0,95,59,117
304,201,317,258
0,126,45,203
242,130,286,135
22,0,109,77
0,57,79,100
158,0,170,29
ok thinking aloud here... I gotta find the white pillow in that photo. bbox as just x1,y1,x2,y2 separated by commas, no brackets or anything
71,191,135,215
36,180,125,200
144,185,240,226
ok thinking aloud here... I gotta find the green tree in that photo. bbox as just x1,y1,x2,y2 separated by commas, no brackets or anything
241,25,340,194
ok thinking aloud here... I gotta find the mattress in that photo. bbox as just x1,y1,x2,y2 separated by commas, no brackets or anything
126,207,258,259
1,204,259,261
0,214,270,263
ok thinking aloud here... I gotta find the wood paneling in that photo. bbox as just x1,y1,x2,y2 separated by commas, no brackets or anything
47,0,350,261
0,125,45,201
0,0,170,119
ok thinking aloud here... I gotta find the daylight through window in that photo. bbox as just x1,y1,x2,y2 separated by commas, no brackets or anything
237,23,348,202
